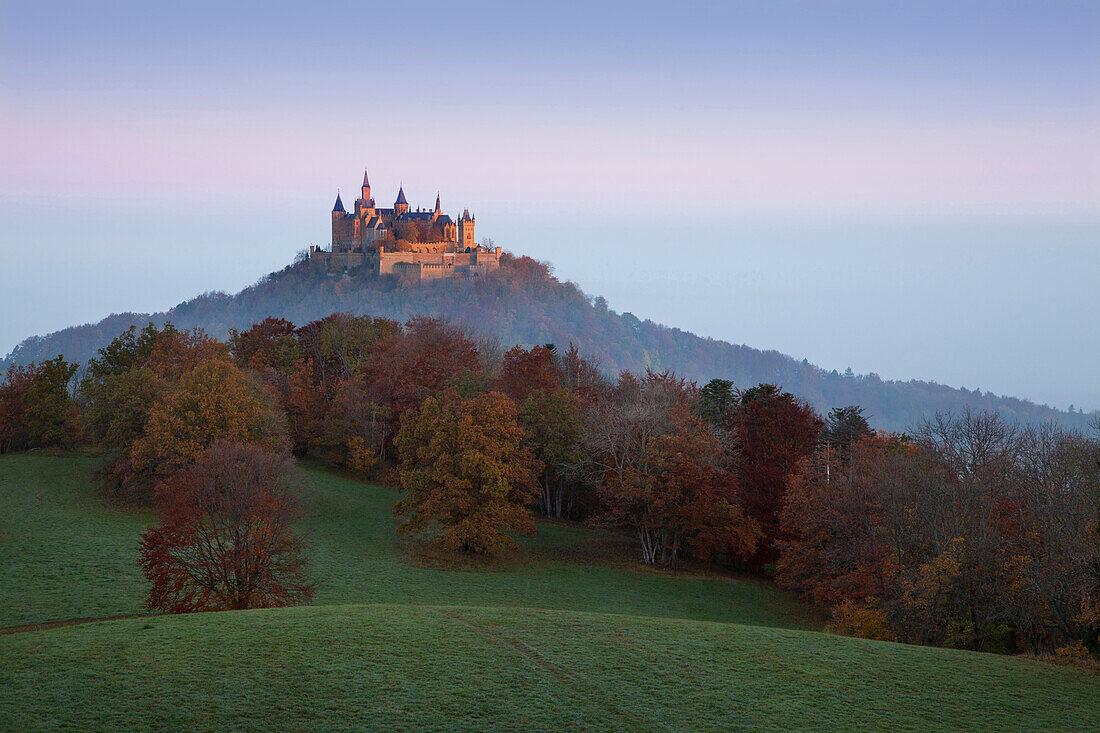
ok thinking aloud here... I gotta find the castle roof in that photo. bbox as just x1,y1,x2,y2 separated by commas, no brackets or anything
362,169,370,187
395,187,408,205
333,193,345,212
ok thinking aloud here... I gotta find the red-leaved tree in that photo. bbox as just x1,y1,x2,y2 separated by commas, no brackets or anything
138,441,316,613
728,383,823,568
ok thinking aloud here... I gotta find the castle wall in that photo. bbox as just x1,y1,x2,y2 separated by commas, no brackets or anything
379,249,500,279
309,247,376,270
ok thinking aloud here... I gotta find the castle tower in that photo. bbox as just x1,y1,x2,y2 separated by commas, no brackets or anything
355,168,376,219
331,193,351,251
432,192,441,222
459,208,476,247
394,186,409,216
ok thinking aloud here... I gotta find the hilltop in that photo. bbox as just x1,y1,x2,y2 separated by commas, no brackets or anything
2,254,1090,432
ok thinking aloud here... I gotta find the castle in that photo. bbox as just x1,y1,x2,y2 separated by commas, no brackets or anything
309,169,501,279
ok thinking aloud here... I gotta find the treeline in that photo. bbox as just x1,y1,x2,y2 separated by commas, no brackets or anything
776,413,1100,657
2,314,1098,660
3,254,1092,432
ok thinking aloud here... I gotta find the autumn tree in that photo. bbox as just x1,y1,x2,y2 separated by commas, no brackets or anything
585,371,758,566
138,441,315,612
360,316,482,430
131,359,288,482
296,313,401,395
82,322,179,385
557,343,607,404
0,356,80,452
314,376,392,474
729,383,823,568
394,391,538,554
777,433,915,607
497,344,560,402
228,317,302,374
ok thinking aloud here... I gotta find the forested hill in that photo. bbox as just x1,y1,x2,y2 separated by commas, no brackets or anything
3,254,1091,431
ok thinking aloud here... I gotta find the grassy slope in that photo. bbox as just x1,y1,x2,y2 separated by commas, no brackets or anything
3,453,1098,731
2,605,1098,731
0,453,818,629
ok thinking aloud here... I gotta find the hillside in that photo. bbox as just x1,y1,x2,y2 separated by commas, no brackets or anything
0,453,819,630
4,453,1099,731
3,255,1090,432
5,605,1099,732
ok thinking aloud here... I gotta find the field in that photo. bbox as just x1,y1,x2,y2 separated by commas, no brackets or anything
2,453,1098,731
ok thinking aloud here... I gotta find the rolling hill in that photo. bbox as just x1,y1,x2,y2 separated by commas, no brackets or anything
2,254,1091,432
2,452,1098,731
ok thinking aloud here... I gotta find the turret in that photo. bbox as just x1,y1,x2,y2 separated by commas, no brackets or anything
394,186,409,216
458,208,476,247
331,192,352,252
360,169,371,202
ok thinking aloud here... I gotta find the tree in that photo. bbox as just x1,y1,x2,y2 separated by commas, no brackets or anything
83,368,167,454
296,313,401,395
0,356,80,453
314,377,392,474
138,441,315,612
518,388,585,518
228,317,302,374
394,391,538,554
360,316,482,431
823,406,872,453
729,383,823,568
777,433,913,607
558,343,607,404
585,370,758,566
131,360,288,481
497,344,559,402
700,378,737,424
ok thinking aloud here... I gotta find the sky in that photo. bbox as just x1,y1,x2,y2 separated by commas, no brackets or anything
1,0,1098,410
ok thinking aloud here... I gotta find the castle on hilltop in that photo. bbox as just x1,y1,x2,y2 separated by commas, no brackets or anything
309,168,501,280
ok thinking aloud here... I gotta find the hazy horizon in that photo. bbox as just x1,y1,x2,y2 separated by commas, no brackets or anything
2,1,1097,410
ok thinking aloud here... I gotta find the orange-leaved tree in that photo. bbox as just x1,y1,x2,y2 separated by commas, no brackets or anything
394,391,538,554
131,359,288,480
138,441,315,612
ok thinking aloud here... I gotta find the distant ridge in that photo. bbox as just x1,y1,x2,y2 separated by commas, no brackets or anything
2,253,1092,432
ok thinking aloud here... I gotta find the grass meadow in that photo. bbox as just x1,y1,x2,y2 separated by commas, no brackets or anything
1,453,1097,731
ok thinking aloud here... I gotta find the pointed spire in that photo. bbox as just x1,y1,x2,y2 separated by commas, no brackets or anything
333,192,345,213
362,168,370,188
434,192,441,213
395,186,407,205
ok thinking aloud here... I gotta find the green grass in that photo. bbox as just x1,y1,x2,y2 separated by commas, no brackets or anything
3,453,1097,731
2,604,1098,731
0,453,149,626
0,453,819,630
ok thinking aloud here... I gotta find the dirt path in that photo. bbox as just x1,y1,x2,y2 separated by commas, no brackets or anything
0,613,156,636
